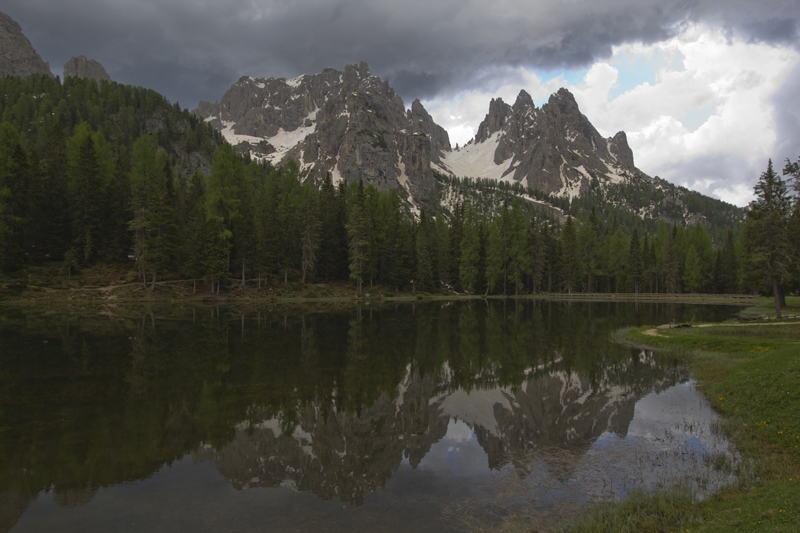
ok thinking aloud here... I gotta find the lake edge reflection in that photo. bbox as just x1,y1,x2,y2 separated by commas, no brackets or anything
0,301,739,532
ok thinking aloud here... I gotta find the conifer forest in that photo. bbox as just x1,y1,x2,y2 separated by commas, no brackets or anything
1,75,799,301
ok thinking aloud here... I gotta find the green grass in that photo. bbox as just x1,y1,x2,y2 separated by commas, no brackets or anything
570,318,800,532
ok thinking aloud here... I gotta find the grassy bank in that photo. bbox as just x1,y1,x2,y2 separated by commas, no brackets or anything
568,298,800,532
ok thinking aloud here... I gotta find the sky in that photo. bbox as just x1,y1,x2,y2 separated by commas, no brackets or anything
4,0,800,206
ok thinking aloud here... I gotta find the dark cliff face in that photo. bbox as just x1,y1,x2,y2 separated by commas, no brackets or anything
197,62,445,199
0,11,53,79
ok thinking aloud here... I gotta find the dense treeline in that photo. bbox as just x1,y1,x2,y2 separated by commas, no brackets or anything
0,75,795,298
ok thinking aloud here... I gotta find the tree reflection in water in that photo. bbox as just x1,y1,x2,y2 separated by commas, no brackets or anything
0,301,738,532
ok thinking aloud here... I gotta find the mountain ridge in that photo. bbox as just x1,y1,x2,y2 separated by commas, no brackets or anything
195,64,646,198
0,11,53,79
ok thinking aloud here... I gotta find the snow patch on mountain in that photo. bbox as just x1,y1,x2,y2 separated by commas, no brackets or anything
438,133,513,181
220,121,267,146
433,387,516,437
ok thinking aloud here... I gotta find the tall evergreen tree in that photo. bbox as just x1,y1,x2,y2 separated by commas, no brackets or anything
744,159,792,317
347,182,368,297
579,206,601,292
459,204,481,293
717,229,738,293
507,202,530,296
559,215,580,294
300,187,320,283
628,227,642,294
70,131,103,263
0,124,29,271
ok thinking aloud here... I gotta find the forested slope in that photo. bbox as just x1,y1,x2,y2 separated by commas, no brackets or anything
0,75,796,299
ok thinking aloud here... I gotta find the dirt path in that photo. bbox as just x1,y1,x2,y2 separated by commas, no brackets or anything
644,319,800,337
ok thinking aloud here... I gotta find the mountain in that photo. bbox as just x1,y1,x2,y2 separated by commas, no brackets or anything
437,88,643,196
63,55,111,83
0,11,52,78
196,62,450,201
195,64,641,198
195,62,743,233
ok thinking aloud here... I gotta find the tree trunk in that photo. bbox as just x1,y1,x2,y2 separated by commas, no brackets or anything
216,281,220,296
773,278,782,318
242,257,245,288
151,269,156,292
284,269,288,284
356,279,362,298
258,272,262,289
193,279,196,295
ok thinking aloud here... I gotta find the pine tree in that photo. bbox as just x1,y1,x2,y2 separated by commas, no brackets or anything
782,157,800,293
628,228,642,294
449,201,465,288
744,159,792,317
459,204,481,293
71,132,102,263
485,216,506,294
579,206,601,292
27,119,71,261
180,172,208,294
683,245,702,293
145,152,178,290
415,211,435,292
435,213,451,288
507,202,530,296
300,188,320,283
560,215,580,294
317,174,348,281
347,182,368,297
663,230,680,294
528,219,545,294
0,124,30,272
717,229,738,293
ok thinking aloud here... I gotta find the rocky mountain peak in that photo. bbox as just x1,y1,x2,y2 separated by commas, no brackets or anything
342,61,372,88
410,98,451,156
63,55,111,83
0,11,53,78
438,85,647,197
512,89,534,111
545,87,581,117
609,131,635,169
474,97,512,144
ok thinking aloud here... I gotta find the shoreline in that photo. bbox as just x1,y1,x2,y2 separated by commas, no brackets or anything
567,299,800,532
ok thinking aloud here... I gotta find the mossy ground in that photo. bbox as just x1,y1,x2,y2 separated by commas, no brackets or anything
569,297,800,532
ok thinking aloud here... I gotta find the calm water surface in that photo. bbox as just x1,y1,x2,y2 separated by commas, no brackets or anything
0,301,740,532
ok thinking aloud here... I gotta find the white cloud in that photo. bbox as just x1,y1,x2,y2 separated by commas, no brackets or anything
424,24,800,206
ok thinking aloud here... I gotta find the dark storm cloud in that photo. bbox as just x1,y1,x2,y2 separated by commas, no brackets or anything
772,62,800,172
3,0,800,108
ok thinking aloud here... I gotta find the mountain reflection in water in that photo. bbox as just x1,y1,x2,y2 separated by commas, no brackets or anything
0,301,738,532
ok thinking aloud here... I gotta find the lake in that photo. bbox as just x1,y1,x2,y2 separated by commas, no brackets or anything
0,300,741,532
